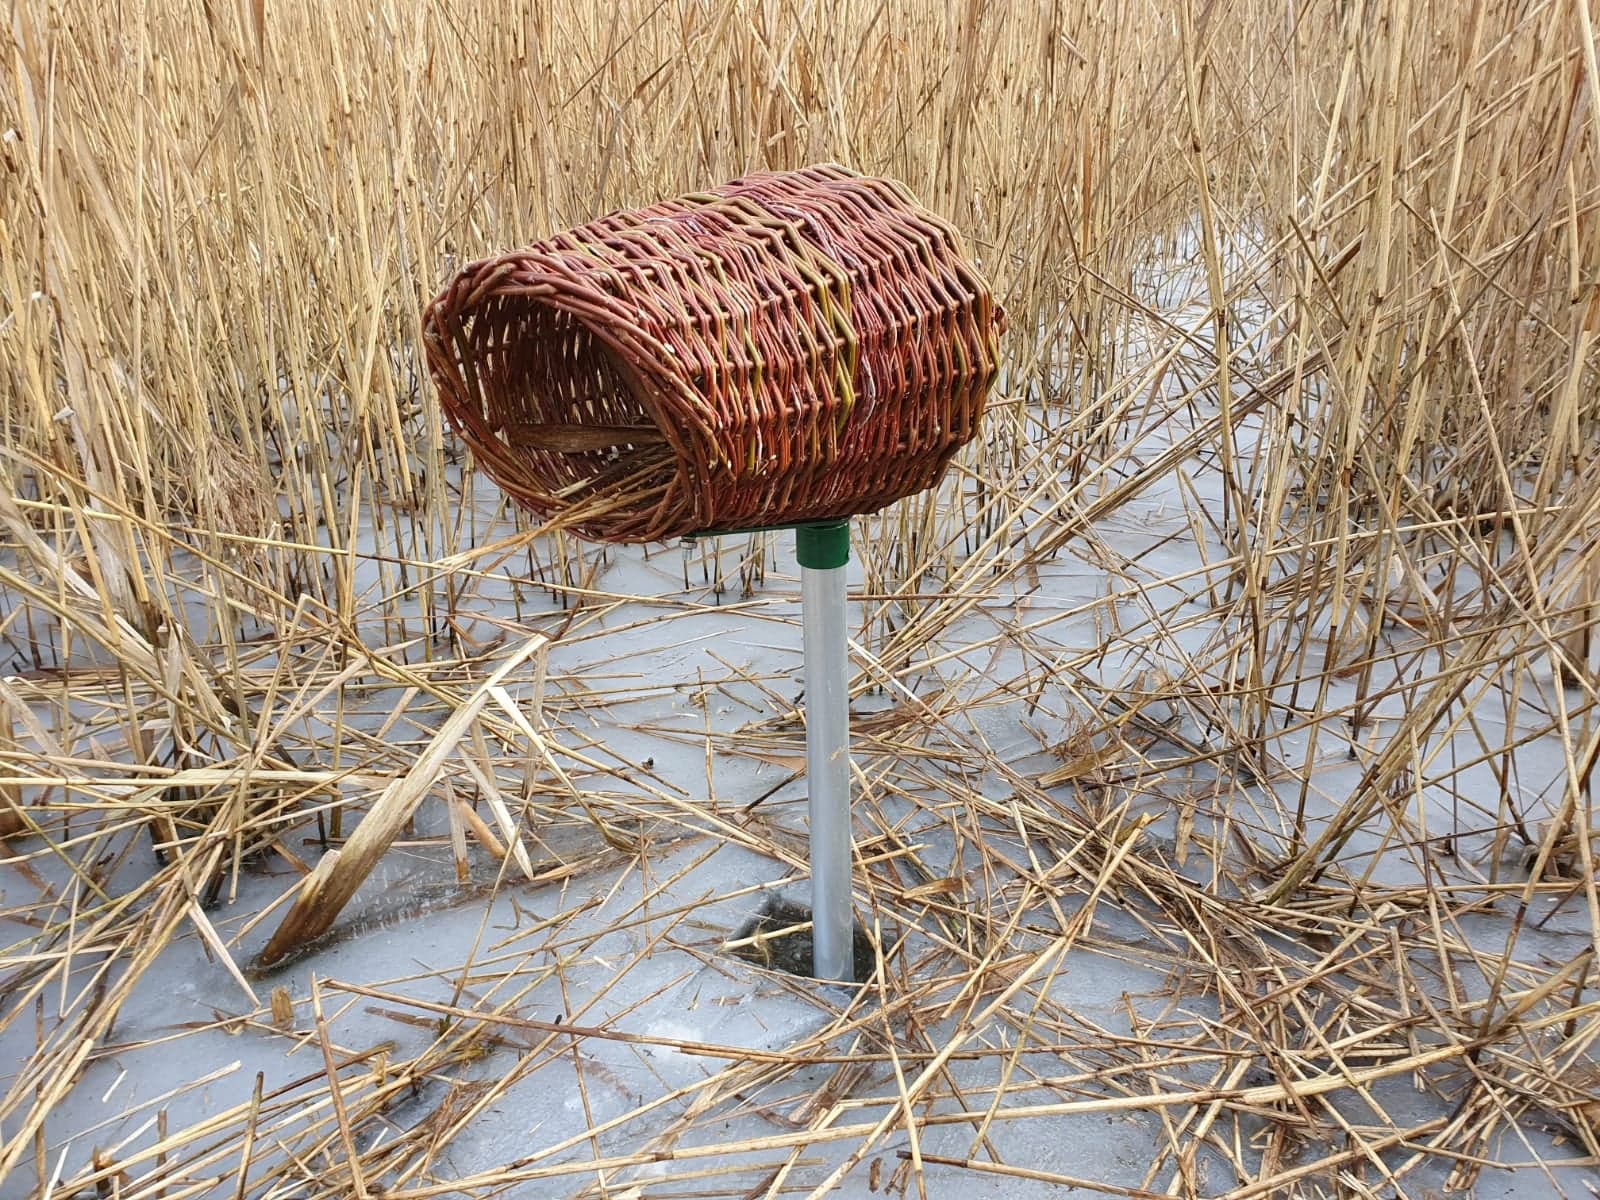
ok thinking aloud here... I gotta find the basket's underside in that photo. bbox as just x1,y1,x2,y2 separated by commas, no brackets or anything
423,164,1003,543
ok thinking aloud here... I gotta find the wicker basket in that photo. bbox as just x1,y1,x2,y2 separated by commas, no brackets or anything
422,164,1003,543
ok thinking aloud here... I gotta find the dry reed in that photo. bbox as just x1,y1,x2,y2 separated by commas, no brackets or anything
2,0,1599,1196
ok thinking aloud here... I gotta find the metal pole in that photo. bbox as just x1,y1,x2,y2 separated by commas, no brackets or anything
796,521,853,982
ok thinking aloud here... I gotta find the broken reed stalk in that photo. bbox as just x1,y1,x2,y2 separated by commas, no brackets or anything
0,691,20,839
258,634,548,966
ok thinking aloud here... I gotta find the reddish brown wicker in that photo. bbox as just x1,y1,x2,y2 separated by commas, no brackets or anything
422,164,1003,543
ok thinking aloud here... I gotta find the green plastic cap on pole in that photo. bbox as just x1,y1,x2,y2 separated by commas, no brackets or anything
796,521,850,570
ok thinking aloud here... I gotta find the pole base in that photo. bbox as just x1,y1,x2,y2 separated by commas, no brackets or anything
727,895,874,983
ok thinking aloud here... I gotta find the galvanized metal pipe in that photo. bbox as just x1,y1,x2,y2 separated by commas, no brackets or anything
797,522,853,982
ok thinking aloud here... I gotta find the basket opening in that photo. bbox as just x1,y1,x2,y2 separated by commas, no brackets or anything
479,292,679,515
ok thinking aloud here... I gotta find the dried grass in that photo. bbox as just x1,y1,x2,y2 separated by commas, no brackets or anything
2,0,1599,1196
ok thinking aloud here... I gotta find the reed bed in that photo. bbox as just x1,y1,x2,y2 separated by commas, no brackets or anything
2,0,1599,1196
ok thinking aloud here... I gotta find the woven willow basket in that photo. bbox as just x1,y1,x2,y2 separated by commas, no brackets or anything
423,164,1004,543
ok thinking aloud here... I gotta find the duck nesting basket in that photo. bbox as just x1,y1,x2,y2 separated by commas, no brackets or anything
423,164,1004,543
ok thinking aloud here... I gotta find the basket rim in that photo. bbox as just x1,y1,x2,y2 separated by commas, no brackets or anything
425,262,724,539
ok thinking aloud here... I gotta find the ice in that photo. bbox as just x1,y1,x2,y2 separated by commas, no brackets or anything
4,246,1597,1198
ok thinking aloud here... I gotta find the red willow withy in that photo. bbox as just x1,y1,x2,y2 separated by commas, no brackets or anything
423,164,1005,543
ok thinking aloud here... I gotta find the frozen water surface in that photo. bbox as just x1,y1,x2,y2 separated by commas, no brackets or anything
4,248,1597,1199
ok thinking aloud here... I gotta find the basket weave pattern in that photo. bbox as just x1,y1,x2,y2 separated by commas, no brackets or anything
423,164,1003,543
